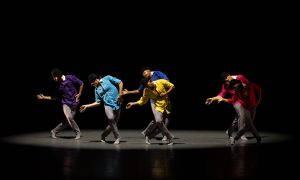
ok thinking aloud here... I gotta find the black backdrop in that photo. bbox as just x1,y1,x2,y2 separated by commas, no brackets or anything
1,11,296,137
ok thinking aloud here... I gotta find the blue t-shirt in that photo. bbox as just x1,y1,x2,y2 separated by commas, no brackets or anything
95,75,121,110
137,71,169,92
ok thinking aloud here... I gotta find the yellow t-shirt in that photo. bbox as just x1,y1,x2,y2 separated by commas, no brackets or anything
137,79,174,114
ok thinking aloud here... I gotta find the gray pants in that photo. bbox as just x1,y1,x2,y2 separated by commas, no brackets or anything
229,103,260,141
52,104,81,136
143,102,170,137
101,106,121,139
227,103,256,137
144,108,173,140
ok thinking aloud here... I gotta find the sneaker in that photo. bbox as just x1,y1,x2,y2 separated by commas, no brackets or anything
99,135,106,142
100,136,106,143
75,134,81,140
51,130,57,139
167,138,173,145
229,137,235,145
145,136,151,144
240,135,248,141
162,136,168,141
113,138,120,145
141,131,146,136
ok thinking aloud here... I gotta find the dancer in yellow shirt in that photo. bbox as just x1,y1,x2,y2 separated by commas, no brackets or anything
126,78,175,145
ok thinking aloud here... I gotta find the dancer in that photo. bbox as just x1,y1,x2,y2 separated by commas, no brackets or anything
123,67,172,140
80,73,123,144
205,72,252,140
126,78,175,145
37,68,83,139
221,79,262,145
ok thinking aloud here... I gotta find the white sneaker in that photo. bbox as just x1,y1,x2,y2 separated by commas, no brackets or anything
74,134,81,140
162,136,168,141
167,138,173,145
100,136,106,143
241,135,248,141
141,131,146,136
145,136,151,144
51,130,57,139
113,138,120,144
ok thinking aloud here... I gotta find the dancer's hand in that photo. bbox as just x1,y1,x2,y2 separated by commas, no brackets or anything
205,98,213,105
126,102,134,109
80,105,87,113
37,94,45,99
122,89,129,95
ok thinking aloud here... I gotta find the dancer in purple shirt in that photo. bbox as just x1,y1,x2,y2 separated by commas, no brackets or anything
37,68,84,139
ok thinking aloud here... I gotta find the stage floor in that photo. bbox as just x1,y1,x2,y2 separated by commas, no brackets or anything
0,130,297,179
0,130,293,149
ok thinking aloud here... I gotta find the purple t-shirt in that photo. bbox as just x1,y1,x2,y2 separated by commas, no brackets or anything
57,75,83,108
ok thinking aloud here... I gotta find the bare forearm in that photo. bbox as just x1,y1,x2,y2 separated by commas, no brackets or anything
205,95,225,105
124,89,140,95
166,86,174,95
207,96,223,101
126,101,139,109
78,84,84,96
214,95,223,100
37,94,54,100
221,98,230,103
43,96,52,100
118,82,124,96
131,102,139,106
84,102,101,108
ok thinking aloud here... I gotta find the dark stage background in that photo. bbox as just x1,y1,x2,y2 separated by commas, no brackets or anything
1,12,297,138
